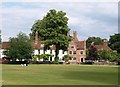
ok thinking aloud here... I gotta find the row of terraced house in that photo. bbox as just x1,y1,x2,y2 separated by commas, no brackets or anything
0,31,111,64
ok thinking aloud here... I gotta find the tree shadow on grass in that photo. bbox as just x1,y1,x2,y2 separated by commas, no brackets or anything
62,70,118,85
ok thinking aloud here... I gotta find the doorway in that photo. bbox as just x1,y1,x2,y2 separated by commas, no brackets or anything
81,58,83,63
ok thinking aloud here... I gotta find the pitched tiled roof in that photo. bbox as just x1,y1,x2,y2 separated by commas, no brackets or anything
1,42,9,49
1,41,56,50
32,41,41,49
76,41,85,50
32,40,56,50
94,44,111,51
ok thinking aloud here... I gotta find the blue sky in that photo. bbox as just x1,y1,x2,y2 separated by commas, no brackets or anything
1,1,118,41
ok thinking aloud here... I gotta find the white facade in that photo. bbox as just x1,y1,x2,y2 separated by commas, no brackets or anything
0,48,67,62
34,49,67,61
0,49,6,58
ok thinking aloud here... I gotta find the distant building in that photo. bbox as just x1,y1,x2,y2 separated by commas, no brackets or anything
32,31,67,61
94,40,111,51
0,31,86,63
68,31,86,63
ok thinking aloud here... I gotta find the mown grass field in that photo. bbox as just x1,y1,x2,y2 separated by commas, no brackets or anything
2,64,118,85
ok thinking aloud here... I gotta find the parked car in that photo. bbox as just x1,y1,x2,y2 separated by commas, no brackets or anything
84,59,94,64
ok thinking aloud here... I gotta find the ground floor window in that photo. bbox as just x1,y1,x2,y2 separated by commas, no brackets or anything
69,57,72,60
69,51,72,54
73,57,76,60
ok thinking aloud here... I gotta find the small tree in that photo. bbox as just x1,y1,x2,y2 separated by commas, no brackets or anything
88,45,98,60
4,32,33,61
98,50,120,62
40,54,54,61
32,55,38,61
35,54,42,61
98,50,111,61
64,55,69,62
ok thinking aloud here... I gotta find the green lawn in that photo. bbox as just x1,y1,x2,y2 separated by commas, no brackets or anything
2,64,118,85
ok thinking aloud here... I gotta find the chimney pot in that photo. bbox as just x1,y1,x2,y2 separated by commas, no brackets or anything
73,31,78,41
103,40,108,46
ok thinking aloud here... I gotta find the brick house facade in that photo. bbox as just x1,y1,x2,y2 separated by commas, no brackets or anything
68,31,86,63
0,31,86,63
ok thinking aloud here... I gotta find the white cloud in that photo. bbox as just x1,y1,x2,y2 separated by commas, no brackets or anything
1,0,119,2
1,2,118,41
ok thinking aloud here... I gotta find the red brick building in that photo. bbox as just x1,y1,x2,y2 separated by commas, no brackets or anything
0,31,86,63
68,31,86,63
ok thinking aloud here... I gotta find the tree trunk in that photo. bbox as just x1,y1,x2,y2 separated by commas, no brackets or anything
55,45,59,62
44,47,45,54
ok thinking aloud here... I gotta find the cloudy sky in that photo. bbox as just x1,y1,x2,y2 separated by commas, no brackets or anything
1,0,118,41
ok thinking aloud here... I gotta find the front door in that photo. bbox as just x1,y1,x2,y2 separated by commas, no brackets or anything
50,57,52,61
81,58,83,63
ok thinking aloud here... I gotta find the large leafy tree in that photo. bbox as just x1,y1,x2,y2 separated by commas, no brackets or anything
109,33,120,54
86,37,103,48
30,9,72,61
4,32,33,61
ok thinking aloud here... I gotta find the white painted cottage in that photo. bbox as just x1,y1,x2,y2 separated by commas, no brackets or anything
32,31,67,61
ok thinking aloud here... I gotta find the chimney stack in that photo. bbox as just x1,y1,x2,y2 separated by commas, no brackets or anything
35,31,38,44
103,40,108,46
73,31,78,41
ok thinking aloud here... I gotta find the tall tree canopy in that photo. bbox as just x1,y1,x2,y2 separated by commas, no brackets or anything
86,37,103,48
109,33,120,54
4,32,33,61
30,9,72,61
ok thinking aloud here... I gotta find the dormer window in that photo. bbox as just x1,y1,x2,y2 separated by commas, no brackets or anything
71,46,74,48
50,45,53,48
41,44,44,47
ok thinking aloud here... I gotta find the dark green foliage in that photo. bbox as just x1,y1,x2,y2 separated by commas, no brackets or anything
87,45,98,60
31,9,72,61
64,55,69,62
33,54,54,61
86,37,103,48
109,33,120,54
4,32,33,61
40,54,54,60
98,50,120,62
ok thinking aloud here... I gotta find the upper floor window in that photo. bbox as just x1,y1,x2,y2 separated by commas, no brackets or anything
41,44,44,47
38,49,40,54
80,51,83,54
69,51,72,54
73,57,76,60
73,51,76,54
